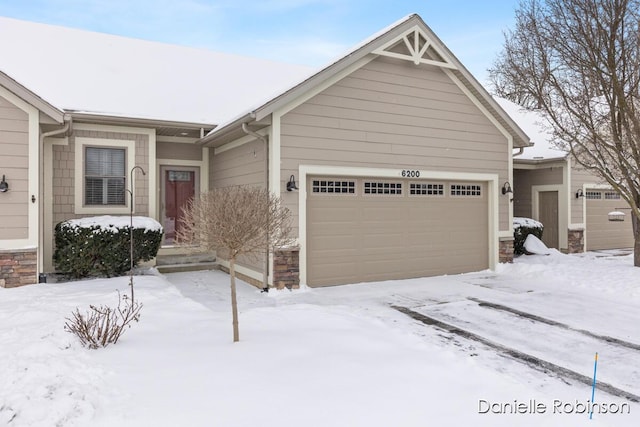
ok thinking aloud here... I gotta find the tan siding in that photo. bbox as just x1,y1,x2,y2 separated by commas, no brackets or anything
49,129,150,271
585,193,634,250
570,166,603,224
0,95,29,240
209,138,267,273
157,141,202,161
281,56,511,237
513,166,564,218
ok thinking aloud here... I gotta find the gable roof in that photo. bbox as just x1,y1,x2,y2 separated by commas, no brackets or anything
0,16,313,125
495,97,568,161
201,14,531,149
0,70,65,123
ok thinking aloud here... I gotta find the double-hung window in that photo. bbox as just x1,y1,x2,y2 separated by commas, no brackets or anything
84,147,126,206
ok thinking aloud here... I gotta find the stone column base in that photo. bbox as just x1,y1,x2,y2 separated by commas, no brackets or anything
0,248,38,288
273,247,299,289
567,229,584,253
499,238,514,263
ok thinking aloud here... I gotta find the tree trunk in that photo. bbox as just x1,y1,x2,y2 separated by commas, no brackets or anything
633,213,640,267
229,256,240,342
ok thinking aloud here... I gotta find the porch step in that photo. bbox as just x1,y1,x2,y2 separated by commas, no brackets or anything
156,261,218,274
156,252,216,266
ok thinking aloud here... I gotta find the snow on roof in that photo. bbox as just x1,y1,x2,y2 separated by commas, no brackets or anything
0,16,313,124
494,97,567,161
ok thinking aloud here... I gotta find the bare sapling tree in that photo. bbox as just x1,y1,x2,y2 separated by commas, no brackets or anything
177,186,293,342
490,0,640,265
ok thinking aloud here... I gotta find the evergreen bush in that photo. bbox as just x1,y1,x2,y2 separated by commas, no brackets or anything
54,216,163,279
513,217,544,255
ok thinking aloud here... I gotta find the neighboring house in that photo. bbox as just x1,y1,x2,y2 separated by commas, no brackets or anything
0,14,529,289
497,97,634,253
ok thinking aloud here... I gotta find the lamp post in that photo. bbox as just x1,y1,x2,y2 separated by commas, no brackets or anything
128,166,146,304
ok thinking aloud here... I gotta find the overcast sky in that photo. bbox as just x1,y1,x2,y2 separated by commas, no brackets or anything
0,0,521,83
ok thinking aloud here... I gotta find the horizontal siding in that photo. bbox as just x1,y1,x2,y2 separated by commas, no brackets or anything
281,56,510,235
570,166,603,224
0,95,29,240
210,139,267,273
210,139,266,189
513,166,564,218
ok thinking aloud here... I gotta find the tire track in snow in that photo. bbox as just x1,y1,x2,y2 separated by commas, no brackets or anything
391,305,640,403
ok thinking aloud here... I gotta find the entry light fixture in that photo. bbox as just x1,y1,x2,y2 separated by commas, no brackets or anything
575,189,584,199
501,181,513,195
0,175,8,193
286,175,298,192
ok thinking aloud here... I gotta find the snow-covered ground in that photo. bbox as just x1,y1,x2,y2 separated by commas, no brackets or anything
1,250,638,426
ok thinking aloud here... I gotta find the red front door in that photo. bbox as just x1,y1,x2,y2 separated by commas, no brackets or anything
164,170,195,244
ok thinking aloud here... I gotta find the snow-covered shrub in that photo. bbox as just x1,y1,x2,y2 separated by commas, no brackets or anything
54,216,163,279
513,217,544,255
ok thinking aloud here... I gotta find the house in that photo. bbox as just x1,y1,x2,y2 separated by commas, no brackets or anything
0,14,530,289
497,97,634,253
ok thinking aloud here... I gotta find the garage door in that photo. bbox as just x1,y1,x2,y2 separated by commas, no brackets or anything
585,189,634,250
307,176,489,286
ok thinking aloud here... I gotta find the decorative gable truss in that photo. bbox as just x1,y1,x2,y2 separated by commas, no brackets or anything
373,26,457,69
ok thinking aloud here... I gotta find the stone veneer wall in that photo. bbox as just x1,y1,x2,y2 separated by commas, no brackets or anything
567,229,584,254
0,249,37,288
499,238,514,263
273,248,300,289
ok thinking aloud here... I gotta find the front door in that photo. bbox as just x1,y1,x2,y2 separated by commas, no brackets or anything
162,167,197,245
539,191,559,249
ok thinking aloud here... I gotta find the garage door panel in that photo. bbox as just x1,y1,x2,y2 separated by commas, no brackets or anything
307,176,489,286
585,191,634,250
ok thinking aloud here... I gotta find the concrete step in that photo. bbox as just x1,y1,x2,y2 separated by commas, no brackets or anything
156,261,218,274
156,252,216,266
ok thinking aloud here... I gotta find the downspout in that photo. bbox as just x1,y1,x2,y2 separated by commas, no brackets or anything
513,147,525,157
241,123,270,291
39,116,73,281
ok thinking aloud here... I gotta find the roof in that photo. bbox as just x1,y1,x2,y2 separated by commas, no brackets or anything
0,16,313,124
494,97,568,161
201,14,531,149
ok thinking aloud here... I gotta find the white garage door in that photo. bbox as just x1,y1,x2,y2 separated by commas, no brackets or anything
307,176,489,287
585,189,634,250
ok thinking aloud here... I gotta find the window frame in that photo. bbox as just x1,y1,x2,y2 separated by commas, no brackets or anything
74,137,135,214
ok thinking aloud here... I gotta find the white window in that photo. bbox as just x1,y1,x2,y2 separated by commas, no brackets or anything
312,179,355,194
75,137,135,214
409,182,444,196
364,181,402,195
84,147,126,206
586,191,602,200
450,184,482,196
604,191,621,200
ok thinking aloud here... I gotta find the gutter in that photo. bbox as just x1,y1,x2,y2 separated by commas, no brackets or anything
241,123,270,291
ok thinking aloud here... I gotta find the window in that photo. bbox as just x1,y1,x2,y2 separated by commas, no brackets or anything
604,191,621,200
586,191,602,200
364,181,402,195
410,182,444,196
450,184,482,196
312,179,355,194
84,147,126,205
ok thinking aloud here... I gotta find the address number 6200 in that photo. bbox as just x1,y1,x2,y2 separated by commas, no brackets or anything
401,170,420,178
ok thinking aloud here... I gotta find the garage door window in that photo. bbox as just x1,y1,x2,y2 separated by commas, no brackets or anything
586,191,602,199
409,182,444,196
604,191,621,200
364,181,402,195
312,179,355,194
450,184,482,197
